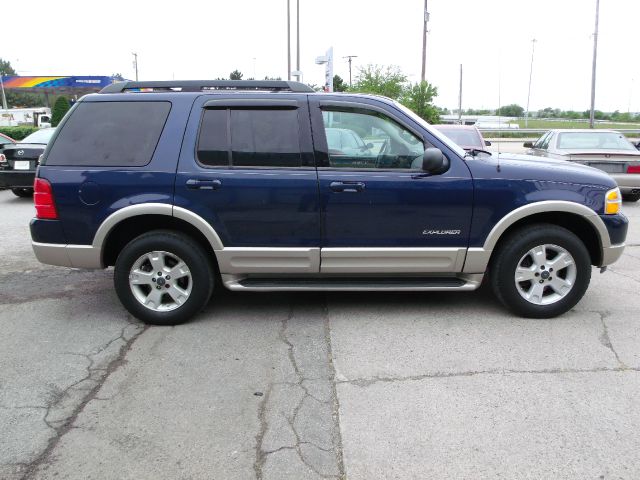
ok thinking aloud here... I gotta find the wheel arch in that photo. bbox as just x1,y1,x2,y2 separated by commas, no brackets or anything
463,201,609,273
96,204,223,268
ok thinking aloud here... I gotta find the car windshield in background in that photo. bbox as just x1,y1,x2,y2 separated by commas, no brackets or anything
21,128,56,144
436,128,483,148
557,132,637,151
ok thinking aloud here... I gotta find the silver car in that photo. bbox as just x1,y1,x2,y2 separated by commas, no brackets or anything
524,129,640,202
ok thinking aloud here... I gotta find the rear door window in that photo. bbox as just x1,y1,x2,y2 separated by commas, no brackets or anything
45,101,171,166
197,108,302,168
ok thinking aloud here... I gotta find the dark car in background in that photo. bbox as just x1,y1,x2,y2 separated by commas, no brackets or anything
524,129,640,202
0,132,16,152
0,128,55,197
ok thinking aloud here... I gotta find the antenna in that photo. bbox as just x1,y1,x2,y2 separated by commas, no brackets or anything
496,49,502,172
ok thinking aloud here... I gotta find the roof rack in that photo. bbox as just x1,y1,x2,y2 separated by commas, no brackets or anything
99,80,315,94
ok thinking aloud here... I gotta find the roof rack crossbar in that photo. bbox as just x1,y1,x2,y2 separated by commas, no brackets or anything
99,80,314,94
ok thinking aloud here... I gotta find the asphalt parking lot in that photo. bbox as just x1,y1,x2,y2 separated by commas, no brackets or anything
1,187,640,480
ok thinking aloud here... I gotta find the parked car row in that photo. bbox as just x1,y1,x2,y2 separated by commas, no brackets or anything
435,125,640,202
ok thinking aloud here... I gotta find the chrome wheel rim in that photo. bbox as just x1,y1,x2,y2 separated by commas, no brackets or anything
514,244,577,306
128,251,192,312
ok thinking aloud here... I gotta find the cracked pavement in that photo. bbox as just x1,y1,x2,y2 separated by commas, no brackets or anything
2,188,640,479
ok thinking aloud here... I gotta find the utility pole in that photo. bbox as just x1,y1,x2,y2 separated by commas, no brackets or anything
287,0,291,80
132,52,139,81
343,55,358,87
296,0,300,81
421,0,429,82
458,64,462,124
0,72,7,110
589,0,600,129
525,38,537,128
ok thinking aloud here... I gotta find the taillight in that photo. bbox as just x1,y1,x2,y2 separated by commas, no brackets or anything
627,165,640,174
34,178,58,219
0,153,6,165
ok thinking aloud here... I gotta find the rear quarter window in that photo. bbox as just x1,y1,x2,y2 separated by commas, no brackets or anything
44,101,171,166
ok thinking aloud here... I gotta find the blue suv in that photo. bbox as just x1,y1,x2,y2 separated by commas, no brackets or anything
30,80,628,325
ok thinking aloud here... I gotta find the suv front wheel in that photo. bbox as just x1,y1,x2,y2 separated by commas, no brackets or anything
490,224,592,318
114,230,214,325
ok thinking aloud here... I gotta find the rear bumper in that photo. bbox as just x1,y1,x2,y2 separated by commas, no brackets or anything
610,173,640,194
32,242,103,269
0,170,36,188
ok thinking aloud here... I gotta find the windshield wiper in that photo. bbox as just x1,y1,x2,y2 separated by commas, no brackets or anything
464,148,492,158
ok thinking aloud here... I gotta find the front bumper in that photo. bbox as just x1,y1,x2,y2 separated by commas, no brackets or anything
0,170,36,188
599,213,628,267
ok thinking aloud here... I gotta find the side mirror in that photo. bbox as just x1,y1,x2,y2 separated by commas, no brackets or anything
635,141,640,151
523,141,534,148
485,140,492,146
422,147,448,173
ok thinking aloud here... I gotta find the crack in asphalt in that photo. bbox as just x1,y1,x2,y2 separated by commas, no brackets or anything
253,301,344,480
339,365,640,388
594,310,627,368
19,321,148,480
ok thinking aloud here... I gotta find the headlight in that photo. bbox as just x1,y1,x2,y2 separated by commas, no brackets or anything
605,187,621,215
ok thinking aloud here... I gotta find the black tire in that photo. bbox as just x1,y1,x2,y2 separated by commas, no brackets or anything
490,224,591,318
11,188,33,198
114,230,214,325
622,193,640,202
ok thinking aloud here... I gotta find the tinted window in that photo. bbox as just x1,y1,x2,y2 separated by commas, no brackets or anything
198,108,302,168
45,101,170,166
22,128,55,144
197,109,229,166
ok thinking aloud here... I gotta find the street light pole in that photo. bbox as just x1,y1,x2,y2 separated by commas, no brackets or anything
525,38,537,128
343,55,358,87
296,0,300,81
132,52,139,81
286,0,292,80
589,0,600,129
421,0,429,82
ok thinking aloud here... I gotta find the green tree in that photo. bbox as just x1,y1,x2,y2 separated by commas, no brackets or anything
350,64,407,100
400,81,440,123
229,70,243,80
333,74,347,92
51,96,70,127
496,104,524,117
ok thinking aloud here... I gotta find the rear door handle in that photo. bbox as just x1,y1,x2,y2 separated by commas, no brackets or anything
186,179,222,190
329,181,365,193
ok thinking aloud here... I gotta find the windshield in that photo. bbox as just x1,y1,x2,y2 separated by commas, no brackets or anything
22,128,56,144
557,131,637,151
391,101,467,157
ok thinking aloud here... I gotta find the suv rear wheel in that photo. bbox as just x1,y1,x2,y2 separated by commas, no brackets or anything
490,224,591,318
114,230,214,325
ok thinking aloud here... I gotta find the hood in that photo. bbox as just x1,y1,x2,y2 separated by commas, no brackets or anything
468,152,617,189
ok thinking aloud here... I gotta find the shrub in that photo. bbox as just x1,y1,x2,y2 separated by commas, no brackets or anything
0,126,39,140
51,96,71,127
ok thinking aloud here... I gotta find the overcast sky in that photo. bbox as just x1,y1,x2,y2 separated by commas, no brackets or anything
3,0,639,112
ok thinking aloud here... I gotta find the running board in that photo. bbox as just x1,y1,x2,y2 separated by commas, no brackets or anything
221,274,484,292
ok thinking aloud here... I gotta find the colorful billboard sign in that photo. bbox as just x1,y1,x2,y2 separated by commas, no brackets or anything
0,76,115,90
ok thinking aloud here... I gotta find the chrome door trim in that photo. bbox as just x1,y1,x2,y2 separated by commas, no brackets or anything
320,247,466,274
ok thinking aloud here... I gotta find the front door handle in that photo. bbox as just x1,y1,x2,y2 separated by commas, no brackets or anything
329,181,366,193
186,179,222,190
